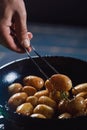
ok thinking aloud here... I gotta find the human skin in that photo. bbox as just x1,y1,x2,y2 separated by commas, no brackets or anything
0,0,33,53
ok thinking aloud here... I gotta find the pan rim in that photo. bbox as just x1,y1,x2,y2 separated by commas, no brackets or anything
0,55,86,70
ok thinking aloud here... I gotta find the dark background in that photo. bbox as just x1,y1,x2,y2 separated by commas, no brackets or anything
25,0,87,26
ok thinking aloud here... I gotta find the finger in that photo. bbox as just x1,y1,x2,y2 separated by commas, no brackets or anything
14,1,33,51
27,32,33,39
0,5,25,53
21,32,33,48
0,25,25,53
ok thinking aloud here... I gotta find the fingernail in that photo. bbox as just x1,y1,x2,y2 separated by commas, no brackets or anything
22,39,30,48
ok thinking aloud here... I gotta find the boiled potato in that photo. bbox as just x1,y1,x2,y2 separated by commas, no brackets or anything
8,92,28,110
84,98,87,108
49,74,72,91
23,75,44,90
84,99,87,115
67,96,86,115
16,103,33,116
76,92,87,99
22,86,37,96
26,96,38,107
38,96,57,109
33,104,54,118
58,99,69,114
45,79,54,92
30,113,46,119
8,83,23,95
58,112,72,119
72,83,87,95
34,89,49,98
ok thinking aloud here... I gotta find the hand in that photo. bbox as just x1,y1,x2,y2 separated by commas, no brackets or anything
0,0,33,53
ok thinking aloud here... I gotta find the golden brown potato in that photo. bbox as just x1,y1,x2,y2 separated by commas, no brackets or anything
16,103,33,116
8,83,23,95
72,83,87,95
84,99,87,115
26,96,38,107
49,74,72,91
33,104,54,118
67,96,86,115
58,99,69,114
84,98,87,107
34,89,49,98
76,92,87,99
38,96,57,109
30,113,46,119
22,86,37,96
23,75,44,90
58,113,72,119
45,79,54,92
8,92,28,110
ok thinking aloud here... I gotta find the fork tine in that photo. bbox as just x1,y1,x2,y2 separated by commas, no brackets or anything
25,48,49,79
31,46,59,74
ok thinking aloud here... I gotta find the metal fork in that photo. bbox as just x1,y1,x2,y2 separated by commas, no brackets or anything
24,46,59,79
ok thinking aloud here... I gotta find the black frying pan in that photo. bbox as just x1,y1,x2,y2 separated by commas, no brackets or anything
0,56,87,130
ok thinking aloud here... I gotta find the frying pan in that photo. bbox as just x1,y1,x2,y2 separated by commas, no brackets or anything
0,56,87,130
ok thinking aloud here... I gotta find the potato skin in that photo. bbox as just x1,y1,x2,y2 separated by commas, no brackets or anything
8,83,23,95
72,83,87,95
26,96,38,107
33,104,54,118
38,96,57,109
8,92,28,110
76,92,87,99
34,89,49,98
49,74,72,91
58,113,72,119
23,75,44,90
16,103,33,116
22,86,37,96
85,98,87,106
30,113,46,119
58,99,69,114
45,79,54,92
67,96,86,115
58,97,86,116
